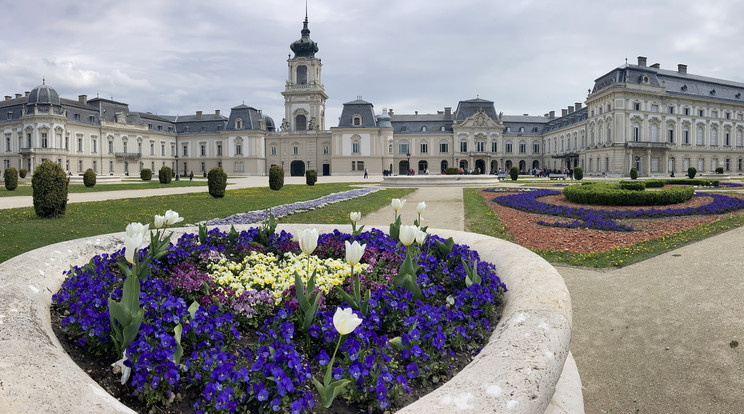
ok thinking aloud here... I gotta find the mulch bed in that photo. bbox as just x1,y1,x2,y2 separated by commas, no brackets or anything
480,191,744,253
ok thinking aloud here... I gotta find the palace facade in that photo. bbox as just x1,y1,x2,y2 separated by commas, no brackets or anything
3,18,744,179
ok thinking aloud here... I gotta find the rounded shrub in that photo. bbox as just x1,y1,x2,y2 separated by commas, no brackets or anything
573,166,583,181
19,168,27,178
83,168,96,187
688,167,697,179
509,166,519,181
269,165,284,191
207,167,228,198
32,160,69,218
305,169,318,186
445,167,459,175
4,167,18,191
629,167,638,180
619,180,646,191
716,167,724,174
140,168,152,181
563,182,693,206
158,166,173,184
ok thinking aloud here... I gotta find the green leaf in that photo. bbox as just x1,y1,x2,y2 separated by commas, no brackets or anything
121,308,144,349
336,288,359,310
173,323,184,364
294,272,308,311
302,295,321,332
324,379,351,408
188,301,200,319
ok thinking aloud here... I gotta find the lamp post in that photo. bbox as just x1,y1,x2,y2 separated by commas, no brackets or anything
406,152,411,175
175,154,179,181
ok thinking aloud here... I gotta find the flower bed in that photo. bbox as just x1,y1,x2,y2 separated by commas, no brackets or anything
52,216,507,413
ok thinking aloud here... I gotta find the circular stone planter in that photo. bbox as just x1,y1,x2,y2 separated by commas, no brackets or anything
0,224,582,413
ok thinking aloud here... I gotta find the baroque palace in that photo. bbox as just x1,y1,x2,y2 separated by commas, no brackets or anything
3,17,744,179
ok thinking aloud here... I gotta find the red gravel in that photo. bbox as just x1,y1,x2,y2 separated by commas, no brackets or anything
480,191,744,253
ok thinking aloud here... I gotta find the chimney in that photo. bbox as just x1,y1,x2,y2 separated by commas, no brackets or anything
196,110,202,119
523,113,529,116
444,107,452,116
215,109,220,117
388,108,394,115
637,56,647,66
568,106,574,113
415,111,418,115
78,95,87,105
549,110,555,118
15,93,21,98
575,102,582,110
678,64,687,74
25,91,30,97
650,63,660,69
4,96,11,101
561,109,568,116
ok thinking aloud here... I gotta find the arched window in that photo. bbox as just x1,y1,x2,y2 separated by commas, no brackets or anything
633,124,640,141
421,126,427,132
696,125,704,145
296,114,307,131
519,140,526,153
711,128,718,146
607,126,611,142
459,140,467,152
235,118,243,129
296,65,307,84
650,124,659,142
505,140,513,153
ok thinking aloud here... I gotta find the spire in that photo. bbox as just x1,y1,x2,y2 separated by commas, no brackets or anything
290,10,319,58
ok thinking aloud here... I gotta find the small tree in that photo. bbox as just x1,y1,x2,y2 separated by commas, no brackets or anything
207,167,228,198
716,166,724,174
158,166,173,184
19,168,27,178
305,169,318,186
630,167,638,180
688,167,697,179
4,167,18,191
269,165,284,191
83,168,96,187
32,160,69,218
140,168,152,181
509,166,519,181
573,166,584,181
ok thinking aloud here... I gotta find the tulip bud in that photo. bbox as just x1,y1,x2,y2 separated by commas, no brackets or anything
298,228,319,256
399,225,418,246
344,240,366,266
416,229,427,245
163,210,184,226
416,201,426,215
349,212,361,223
391,198,405,211
154,214,165,229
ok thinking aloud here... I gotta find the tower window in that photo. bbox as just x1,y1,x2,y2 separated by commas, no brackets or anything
297,65,308,85
296,114,307,131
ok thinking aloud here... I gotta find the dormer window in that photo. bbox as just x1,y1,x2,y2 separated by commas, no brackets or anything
352,115,362,126
236,118,243,129
440,126,445,132
421,126,427,132
519,126,525,132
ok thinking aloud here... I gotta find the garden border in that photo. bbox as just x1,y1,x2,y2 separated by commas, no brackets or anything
0,224,580,414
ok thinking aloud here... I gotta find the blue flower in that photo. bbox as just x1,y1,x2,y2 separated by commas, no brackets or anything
317,349,330,365
406,362,419,378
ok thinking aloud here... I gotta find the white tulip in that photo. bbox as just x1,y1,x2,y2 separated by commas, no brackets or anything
416,229,428,245
153,214,165,229
124,222,149,263
344,240,366,266
399,224,418,246
163,210,184,226
416,201,426,214
391,198,405,211
125,222,149,241
298,228,319,256
333,307,363,335
349,211,361,223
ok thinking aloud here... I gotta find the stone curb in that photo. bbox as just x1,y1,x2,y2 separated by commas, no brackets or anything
0,224,580,413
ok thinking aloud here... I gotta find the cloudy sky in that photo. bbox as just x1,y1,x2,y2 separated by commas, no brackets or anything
1,0,743,125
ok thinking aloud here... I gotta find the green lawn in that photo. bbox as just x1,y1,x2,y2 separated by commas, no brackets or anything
463,186,744,268
282,188,416,224
0,183,381,263
0,178,208,197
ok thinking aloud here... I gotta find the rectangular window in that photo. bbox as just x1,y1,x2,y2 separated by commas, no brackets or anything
92,139,97,153
77,138,83,152
183,144,188,156
92,160,97,173
352,142,360,153
519,142,526,153
684,129,689,144
398,142,409,154
697,128,703,145
651,157,659,172
698,159,704,171
533,142,540,153
605,157,609,172
41,133,48,148
739,159,743,171
699,109,704,117
161,144,165,156
684,108,690,116
235,144,242,155
217,144,223,156
293,146,299,155
201,162,205,171
271,147,276,155
683,158,690,171
668,106,674,114
5,137,10,152
109,161,114,172
651,104,659,113
726,112,731,119
668,129,674,143
634,103,641,111
200,144,206,156
420,142,428,153
357,161,364,171
726,132,731,146
439,142,448,153
505,142,513,153
323,145,329,154
492,141,498,152
108,140,113,154
459,141,467,152
712,111,718,118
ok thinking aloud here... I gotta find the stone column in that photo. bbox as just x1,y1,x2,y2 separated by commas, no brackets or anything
646,149,651,177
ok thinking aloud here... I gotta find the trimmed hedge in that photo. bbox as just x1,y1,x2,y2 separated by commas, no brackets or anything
563,182,694,206
32,160,69,218
19,168,27,178
83,168,96,187
140,168,152,181
207,167,227,198
716,167,724,174
645,178,719,187
305,169,317,186
269,165,284,191
509,166,519,181
629,167,638,179
573,166,583,181
158,166,173,184
688,167,697,179
4,167,18,190
619,180,646,191
445,167,459,175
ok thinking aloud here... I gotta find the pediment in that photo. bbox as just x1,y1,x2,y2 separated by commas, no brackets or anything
458,110,500,128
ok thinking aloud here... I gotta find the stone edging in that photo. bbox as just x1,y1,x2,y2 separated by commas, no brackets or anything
0,224,581,413
382,175,501,187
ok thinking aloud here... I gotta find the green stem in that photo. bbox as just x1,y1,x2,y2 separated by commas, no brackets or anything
325,334,343,386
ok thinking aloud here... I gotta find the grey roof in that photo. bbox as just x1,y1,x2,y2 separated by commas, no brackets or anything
454,98,499,121
27,84,60,106
87,98,131,122
390,113,452,133
337,99,377,128
593,63,744,103
226,105,265,131
543,107,588,133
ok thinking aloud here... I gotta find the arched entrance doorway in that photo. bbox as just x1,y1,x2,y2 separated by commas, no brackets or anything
418,160,428,174
440,160,448,173
399,160,409,175
505,160,512,170
475,159,485,174
490,160,498,174
519,160,526,172
532,160,540,170
290,160,305,176
459,160,468,171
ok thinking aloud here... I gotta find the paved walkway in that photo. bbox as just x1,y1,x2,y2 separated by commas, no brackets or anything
6,176,744,412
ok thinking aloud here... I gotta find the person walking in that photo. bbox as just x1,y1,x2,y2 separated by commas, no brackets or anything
363,168,368,179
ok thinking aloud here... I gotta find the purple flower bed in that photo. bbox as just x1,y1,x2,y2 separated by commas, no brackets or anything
208,188,379,226
717,182,744,188
52,226,506,413
495,189,744,231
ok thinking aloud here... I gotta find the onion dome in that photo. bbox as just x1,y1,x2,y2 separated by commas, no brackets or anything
290,16,319,58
